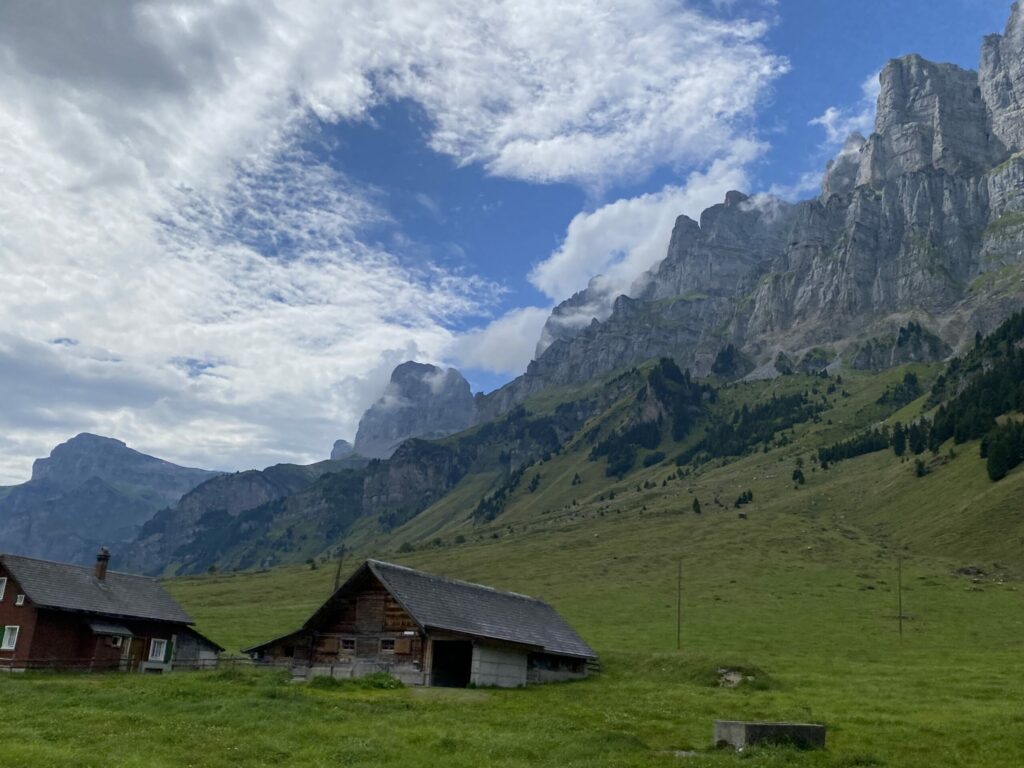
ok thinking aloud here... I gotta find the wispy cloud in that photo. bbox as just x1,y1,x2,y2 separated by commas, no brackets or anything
0,0,787,481
529,149,759,304
810,71,881,145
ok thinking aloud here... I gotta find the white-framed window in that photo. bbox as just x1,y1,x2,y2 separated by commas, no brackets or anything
1,625,18,651
341,638,355,651
111,636,123,648
0,577,7,601
14,594,24,607
149,638,167,662
380,638,395,653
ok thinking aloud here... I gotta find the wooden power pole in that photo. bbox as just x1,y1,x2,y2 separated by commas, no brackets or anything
676,559,682,651
333,545,346,593
897,555,904,642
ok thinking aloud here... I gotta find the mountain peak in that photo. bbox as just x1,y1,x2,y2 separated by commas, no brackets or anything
65,433,127,448
2,436,217,566
354,361,475,459
330,439,354,460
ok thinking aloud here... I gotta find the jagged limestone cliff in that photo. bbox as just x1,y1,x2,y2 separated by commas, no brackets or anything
354,361,476,459
480,3,1024,416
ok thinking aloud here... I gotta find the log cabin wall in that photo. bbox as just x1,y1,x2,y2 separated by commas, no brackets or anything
306,573,426,684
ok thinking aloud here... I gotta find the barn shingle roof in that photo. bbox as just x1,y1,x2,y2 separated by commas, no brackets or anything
365,560,596,659
0,554,192,625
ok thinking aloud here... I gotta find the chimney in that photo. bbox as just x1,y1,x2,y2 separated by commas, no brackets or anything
95,547,110,581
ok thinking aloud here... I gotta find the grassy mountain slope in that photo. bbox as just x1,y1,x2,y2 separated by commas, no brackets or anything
115,429,1021,767
4,331,1024,766
155,312,1024,578
373,359,1024,568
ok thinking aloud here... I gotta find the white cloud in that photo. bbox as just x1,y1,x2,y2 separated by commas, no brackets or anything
447,307,552,375
767,170,825,201
810,71,881,145
0,0,786,482
529,150,757,303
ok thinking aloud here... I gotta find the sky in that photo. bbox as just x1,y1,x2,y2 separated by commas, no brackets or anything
0,0,1014,483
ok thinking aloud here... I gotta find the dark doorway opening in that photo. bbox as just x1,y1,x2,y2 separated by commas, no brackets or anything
431,640,473,687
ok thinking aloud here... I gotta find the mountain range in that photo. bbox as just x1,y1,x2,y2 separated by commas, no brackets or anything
479,7,1024,415
3,5,1024,577
0,434,217,565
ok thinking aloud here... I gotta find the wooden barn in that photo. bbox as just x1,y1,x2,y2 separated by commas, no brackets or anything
243,559,596,687
0,549,222,672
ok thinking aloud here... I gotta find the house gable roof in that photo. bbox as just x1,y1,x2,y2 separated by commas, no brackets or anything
0,553,192,625
364,560,596,659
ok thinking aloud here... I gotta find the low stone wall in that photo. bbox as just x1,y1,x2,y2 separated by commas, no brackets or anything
526,652,588,683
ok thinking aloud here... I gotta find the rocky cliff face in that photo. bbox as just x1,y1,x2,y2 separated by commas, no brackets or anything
122,460,341,574
0,434,217,565
481,4,1024,413
354,361,475,459
980,3,1024,154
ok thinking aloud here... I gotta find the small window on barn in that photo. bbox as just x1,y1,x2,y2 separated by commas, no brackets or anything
1,625,18,651
14,595,24,607
111,636,123,648
380,638,395,653
341,638,355,651
0,577,7,601
149,638,167,662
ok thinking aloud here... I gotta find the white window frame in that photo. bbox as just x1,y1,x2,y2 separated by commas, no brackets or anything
1,625,18,651
380,638,395,653
111,636,123,648
149,638,167,662
14,594,24,607
0,577,7,601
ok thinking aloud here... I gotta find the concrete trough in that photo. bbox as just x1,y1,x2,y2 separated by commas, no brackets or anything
713,720,826,751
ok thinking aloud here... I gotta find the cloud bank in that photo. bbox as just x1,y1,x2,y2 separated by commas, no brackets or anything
0,0,786,481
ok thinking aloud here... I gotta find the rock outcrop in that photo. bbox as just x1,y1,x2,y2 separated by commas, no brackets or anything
0,434,217,565
354,362,475,459
330,439,354,460
980,3,1024,154
480,3,1024,412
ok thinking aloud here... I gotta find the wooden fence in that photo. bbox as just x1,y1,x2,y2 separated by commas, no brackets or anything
0,655,256,673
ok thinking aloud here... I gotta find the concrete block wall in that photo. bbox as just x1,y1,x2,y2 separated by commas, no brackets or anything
526,665,587,684
307,659,425,685
470,644,527,688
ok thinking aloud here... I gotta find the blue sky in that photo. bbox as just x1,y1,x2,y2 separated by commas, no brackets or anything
315,0,1014,394
0,0,1015,481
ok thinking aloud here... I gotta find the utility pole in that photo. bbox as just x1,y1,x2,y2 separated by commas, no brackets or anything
333,545,346,593
676,559,682,651
897,555,904,643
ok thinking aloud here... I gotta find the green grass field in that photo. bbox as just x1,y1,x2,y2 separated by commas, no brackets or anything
3,367,1024,766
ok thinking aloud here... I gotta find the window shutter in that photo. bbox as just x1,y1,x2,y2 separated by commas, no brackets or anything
164,637,174,663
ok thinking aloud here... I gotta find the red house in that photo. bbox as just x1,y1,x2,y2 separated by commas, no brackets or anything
0,548,221,672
